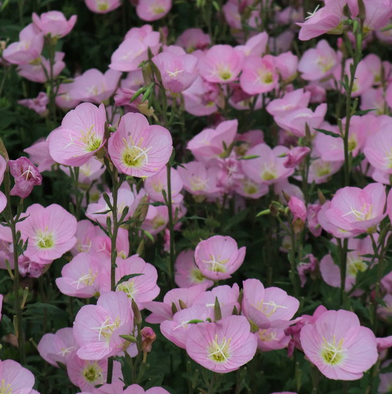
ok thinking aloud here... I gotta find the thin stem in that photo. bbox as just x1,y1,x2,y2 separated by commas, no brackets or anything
166,162,175,288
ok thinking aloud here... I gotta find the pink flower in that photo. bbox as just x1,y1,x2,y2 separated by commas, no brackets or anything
175,250,214,288
108,112,173,178
275,51,298,82
0,359,35,393
194,235,246,280
18,92,48,116
152,52,199,93
242,279,299,331
8,157,42,198
32,11,77,38
144,167,183,203
364,128,392,174
289,196,307,222
300,309,378,380
283,147,311,169
266,89,311,117
67,351,122,391
198,45,244,84
274,104,327,138
297,3,345,41
241,143,294,185
176,28,211,53
38,327,77,367
56,252,101,298
17,51,65,83
109,26,160,72
49,103,106,167
298,40,339,81
235,32,268,58
18,203,77,262
55,81,81,110
318,183,387,238
240,55,278,95
186,315,257,373
298,254,318,287
84,0,121,13
2,24,43,65
0,155,6,214
136,0,172,21
71,69,121,104
187,120,238,164
74,291,134,360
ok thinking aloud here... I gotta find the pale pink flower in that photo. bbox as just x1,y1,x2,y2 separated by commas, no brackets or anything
18,92,48,116
364,128,392,174
266,89,311,117
187,120,238,164
85,0,121,13
361,88,385,115
18,203,77,262
2,24,43,65
240,55,278,95
108,112,173,178
297,3,345,41
235,32,268,58
152,52,198,93
144,283,208,324
144,167,183,203
136,0,172,21
17,51,65,83
32,11,77,38
198,45,243,84
186,315,257,373
183,76,223,116
307,159,343,184
275,51,298,82
49,103,106,167
242,279,299,331
175,250,214,288
71,220,100,255
56,252,101,298
55,81,81,110
256,327,291,352
274,104,327,138
194,235,246,280
0,359,35,393
298,40,339,81
8,157,42,198
61,157,105,185
140,205,169,235
109,26,160,72
318,183,387,238
300,309,378,380
67,351,122,391
338,59,373,98
361,0,392,32
38,327,77,367
0,155,6,214
74,291,134,360
241,144,294,185
161,305,214,349
175,28,211,53
71,69,121,104
283,147,311,169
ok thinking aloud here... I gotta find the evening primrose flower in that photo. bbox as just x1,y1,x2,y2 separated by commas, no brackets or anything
49,103,106,167
17,203,77,262
300,310,378,380
186,315,257,373
108,113,173,178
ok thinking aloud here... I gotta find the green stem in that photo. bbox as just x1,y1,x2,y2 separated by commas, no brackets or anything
166,162,175,288
338,238,348,308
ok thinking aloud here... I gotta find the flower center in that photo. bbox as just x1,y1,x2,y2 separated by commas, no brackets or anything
92,316,121,342
70,269,97,290
255,300,288,318
117,280,137,299
34,230,55,250
208,334,231,363
191,268,205,283
82,363,103,383
202,254,229,273
0,379,12,394
320,336,345,365
97,0,109,11
121,140,152,169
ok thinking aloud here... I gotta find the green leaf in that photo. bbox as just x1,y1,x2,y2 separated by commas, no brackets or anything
314,128,342,138
120,334,138,343
116,273,144,288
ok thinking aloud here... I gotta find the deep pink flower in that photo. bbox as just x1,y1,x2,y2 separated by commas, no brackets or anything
176,28,211,53
74,291,134,360
32,11,77,38
18,204,77,262
289,196,307,222
283,147,311,169
8,157,42,198
49,103,106,167
186,315,257,373
108,113,173,178
194,235,246,280
18,92,48,116
235,32,268,58
300,310,378,380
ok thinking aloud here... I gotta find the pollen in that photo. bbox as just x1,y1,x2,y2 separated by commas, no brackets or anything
117,280,137,299
34,229,55,250
0,379,13,394
320,336,345,366
82,362,103,383
208,334,231,363
202,254,229,273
